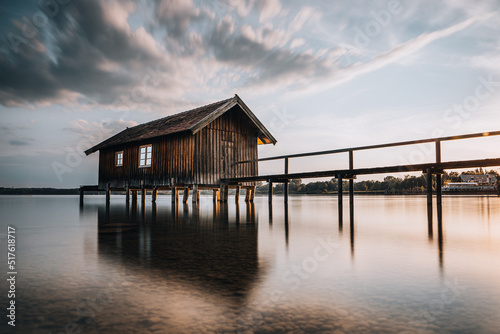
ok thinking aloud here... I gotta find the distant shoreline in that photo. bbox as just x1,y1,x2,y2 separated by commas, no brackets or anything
0,188,498,196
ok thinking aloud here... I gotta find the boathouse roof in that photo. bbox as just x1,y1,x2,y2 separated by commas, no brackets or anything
85,95,276,155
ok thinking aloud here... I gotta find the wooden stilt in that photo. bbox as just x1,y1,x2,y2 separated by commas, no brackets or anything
141,186,146,207
436,173,442,207
427,168,433,210
192,185,199,204
183,187,190,203
268,181,273,204
79,187,84,206
132,189,138,203
125,184,130,206
250,186,256,202
235,185,240,204
213,189,220,202
284,181,289,204
245,188,250,202
151,187,157,203
171,187,179,204
221,184,229,203
338,175,343,227
349,179,354,221
105,183,110,204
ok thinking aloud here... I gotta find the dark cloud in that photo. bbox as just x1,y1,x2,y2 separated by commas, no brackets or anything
9,139,32,146
154,1,334,88
0,0,168,106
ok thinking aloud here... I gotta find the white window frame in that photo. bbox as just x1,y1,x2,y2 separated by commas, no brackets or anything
139,144,152,167
115,151,124,167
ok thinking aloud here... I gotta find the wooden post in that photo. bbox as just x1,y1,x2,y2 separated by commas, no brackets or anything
221,183,229,203
105,183,111,205
171,187,179,204
268,180,273,204
183,187,190,203
435,140,442,207
132,189,138,206
235,185,240,204
349,151,354,221
284,157,289,204
338,175,343,228
213,189,220,202
250,186,256,202
125,184,130,206
235,202,240,224
245,188,250,202
141,185,146,208
79,187,84,206
284,181,289,204
192,185,199,204
426,168,433,216
436,173,442,207
152,187,157,203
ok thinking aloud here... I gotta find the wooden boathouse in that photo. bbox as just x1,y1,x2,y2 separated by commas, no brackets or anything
81,95,276,204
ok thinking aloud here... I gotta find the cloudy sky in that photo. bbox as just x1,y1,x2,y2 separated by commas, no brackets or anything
1,0,500,187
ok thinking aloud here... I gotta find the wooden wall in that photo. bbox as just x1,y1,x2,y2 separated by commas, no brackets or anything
193,106,258,185
98,106,258,189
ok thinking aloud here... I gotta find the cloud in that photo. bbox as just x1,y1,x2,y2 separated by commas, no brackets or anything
0,0,170,107
298,15,489,95
9,139,32,146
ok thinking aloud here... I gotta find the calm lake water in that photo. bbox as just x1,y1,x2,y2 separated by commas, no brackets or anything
1,194,499,334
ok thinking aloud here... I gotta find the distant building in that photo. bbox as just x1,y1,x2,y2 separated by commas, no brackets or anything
460,174,497,186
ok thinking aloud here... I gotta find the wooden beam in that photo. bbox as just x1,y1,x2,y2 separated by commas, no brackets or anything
224,157,500,183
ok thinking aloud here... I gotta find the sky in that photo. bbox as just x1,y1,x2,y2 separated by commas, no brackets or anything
1,0,500,187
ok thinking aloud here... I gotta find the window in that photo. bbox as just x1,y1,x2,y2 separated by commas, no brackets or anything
139,145,152,167
115,151,123,166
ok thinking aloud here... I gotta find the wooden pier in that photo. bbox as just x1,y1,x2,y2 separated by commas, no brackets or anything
80,130,500,216
225,130,500,216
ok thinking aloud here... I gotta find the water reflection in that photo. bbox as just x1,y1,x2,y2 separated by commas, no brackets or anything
96,201,261,306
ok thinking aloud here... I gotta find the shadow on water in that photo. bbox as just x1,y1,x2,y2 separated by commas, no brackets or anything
86,200,261,307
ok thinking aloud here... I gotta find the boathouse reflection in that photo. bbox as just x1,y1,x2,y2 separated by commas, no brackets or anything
95,201,260,305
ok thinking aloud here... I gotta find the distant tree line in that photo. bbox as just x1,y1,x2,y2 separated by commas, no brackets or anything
0,188,79,195
1,168,498,195
255,169,500,195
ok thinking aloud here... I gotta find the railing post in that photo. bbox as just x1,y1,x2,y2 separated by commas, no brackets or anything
284,158,289,204
435,140,442,207
338,175,343,228
268,180,273,204
348,151,354,221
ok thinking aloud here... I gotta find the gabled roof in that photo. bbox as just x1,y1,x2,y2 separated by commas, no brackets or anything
85,95,277,155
